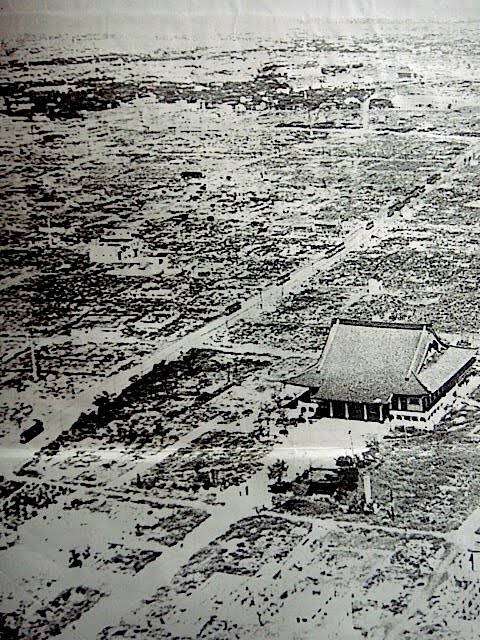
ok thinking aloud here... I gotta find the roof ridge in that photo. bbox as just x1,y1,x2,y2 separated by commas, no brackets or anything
448,344,478,353
336,317,429,331
315,317,341,372
412,371,431,393
286,318,340,385
406,325,431,380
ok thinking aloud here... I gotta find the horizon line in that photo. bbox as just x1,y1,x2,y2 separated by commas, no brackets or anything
1,8,479,21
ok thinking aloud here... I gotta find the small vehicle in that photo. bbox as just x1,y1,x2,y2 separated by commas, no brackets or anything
20,420,44,444
225,301,241,315
181,170,203,180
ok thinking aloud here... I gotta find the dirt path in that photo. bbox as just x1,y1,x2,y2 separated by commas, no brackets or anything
55,467,272,640
261,510,450,541
381,542,458,640
380,506,480,639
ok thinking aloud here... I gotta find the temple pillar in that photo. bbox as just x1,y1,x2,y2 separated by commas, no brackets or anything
379,404,384,422
344,402,349,419
363,404,368,421
329,401,333,418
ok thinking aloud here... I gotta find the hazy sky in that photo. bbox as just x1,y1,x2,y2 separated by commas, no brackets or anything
1,0,479,39
2,0,480,20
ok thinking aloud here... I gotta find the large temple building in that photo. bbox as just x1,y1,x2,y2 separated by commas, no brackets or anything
288,318,476,429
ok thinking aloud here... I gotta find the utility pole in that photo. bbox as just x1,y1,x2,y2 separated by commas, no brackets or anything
348,429,354,458
363,473,372,505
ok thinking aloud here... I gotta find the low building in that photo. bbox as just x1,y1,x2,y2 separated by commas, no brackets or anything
88,229,139,264
287,318,476,429
398,66,417,80
88,230,170,275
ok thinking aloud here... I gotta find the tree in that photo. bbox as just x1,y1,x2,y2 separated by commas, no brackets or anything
267,460,288,485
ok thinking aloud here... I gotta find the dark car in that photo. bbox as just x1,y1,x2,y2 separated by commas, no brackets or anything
20,420,44,444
